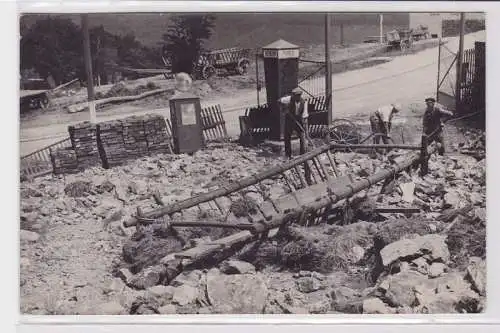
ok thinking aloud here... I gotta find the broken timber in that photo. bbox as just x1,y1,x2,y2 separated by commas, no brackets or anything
129,143,437,287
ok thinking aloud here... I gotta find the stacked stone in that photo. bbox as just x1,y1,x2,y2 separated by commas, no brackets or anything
68,122,100,169
123,116,148,158
144,114,172,154
50,147,79,174
96,120,127,168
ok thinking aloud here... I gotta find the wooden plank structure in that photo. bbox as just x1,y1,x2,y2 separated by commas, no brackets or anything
20,137,72,179
125,142,439,287
200,104,228,142
239,95,329,145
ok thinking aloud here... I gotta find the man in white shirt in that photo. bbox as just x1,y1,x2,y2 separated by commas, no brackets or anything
278,87,309,159
369,103,401,144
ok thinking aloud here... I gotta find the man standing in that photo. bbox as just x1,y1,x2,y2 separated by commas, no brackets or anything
422,97,454,155
369,104,401,144
278,88,309,159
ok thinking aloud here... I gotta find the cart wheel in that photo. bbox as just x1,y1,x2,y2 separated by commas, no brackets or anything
325,119,360,151
236,58,250,75
201,65,216,80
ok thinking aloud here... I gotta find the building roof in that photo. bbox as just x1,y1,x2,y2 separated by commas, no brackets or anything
262,39,299,50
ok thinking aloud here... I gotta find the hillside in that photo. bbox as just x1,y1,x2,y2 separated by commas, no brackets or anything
20,12,410,49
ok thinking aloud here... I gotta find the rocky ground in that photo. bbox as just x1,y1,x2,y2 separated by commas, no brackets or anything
20,120,486,315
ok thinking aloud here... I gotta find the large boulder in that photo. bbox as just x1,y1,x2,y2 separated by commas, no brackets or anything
206,269,269,313
377,270,427,307
380,234,450,268
413,271,482,313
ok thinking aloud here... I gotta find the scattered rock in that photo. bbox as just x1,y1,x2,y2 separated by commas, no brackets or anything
103,278,126,295
466,257,486,296
98,301,126,315
296,277,323,293
147,285,175,300
128,265,164,290
158,304,177,314
444,191,461,208
220,260,256,275
172,284,200,306
428,262,447,278
206,269,269,313
20,229,40,242
378,270,427,307
380,234,450,268
363,297,396,314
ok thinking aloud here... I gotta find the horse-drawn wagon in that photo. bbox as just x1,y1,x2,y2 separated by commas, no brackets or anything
386,29,414,52
162,47,251,80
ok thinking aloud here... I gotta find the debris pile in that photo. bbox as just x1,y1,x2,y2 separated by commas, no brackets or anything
20,127,486,315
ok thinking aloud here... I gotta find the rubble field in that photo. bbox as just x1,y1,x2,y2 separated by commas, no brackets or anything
20,122,486,315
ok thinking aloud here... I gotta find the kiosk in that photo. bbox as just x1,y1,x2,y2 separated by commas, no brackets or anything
261,39,300,140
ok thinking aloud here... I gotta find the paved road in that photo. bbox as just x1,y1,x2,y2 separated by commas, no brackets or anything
20,31,484,156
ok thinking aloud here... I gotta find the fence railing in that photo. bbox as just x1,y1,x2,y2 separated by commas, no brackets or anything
20,137,72,179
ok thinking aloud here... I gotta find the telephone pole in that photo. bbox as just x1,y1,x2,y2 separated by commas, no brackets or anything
81,14,96,123
379,14,384,44
455,12,465,114
325,13,332,126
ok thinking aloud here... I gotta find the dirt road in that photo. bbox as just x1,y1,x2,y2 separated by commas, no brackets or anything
20,31,484,156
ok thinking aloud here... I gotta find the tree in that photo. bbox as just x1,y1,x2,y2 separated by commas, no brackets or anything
162,14,216,74
20,16,84,85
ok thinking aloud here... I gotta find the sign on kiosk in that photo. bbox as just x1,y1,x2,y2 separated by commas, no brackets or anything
169,73,204,154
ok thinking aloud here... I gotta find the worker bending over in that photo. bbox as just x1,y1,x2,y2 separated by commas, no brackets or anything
278,88,309,159
422,97,454,155
369,103,401,144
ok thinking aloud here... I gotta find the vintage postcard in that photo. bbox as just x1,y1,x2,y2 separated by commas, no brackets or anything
18,7,487,320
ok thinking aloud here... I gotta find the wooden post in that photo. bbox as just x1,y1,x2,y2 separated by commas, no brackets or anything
436,37,442,102
420,134,429,176
379,14,384,44
325,13,333,127
255,52,260,107
81,14,96,123
340,23,344,46
455,13,466,114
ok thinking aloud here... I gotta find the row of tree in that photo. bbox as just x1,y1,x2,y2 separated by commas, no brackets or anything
20,15,216,86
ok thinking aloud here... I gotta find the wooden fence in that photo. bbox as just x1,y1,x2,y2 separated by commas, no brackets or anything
20,137,72,179
239,95,330,144
20,104,228,180
459,42,485,113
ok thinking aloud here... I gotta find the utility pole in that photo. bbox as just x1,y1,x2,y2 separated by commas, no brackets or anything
379,13,384,44
455,12,465,114
325,13,332,126
81,14,96,123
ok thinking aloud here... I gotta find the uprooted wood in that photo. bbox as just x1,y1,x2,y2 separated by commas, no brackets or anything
122,144,438,288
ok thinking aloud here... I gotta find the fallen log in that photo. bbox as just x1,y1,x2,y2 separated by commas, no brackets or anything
66,88,170,114
137,145,437,287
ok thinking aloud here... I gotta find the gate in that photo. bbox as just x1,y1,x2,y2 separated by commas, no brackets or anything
437,39,485,114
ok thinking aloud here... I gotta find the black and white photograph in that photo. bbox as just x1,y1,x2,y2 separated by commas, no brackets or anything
18,10,486,316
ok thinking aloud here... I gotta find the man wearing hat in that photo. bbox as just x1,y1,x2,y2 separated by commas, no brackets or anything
369,103,401,144
278,87,309,159
422,97,454,155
